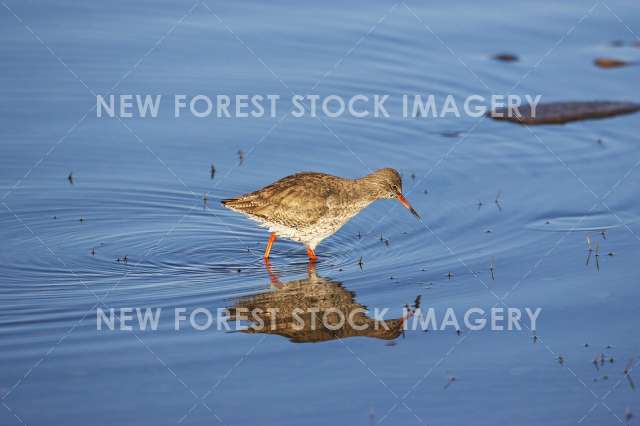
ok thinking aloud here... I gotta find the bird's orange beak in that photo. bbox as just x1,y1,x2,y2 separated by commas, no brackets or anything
396,192,421,219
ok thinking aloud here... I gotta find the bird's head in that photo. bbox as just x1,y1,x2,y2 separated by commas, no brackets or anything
365,168,421,219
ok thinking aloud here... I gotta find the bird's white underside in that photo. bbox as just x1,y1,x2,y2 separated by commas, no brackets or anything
227,203,370,250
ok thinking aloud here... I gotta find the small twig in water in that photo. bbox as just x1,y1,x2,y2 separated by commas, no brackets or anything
413,295,421,310
489,257,495,280
624,358,636,390
444,376,456,389
495,190,502,212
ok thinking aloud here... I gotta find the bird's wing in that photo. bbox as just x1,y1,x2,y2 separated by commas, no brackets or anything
222,173,335,228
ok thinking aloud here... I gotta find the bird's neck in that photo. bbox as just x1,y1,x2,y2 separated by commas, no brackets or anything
351,173,385,202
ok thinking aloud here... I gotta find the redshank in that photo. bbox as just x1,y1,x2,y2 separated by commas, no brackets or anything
222,168,420,261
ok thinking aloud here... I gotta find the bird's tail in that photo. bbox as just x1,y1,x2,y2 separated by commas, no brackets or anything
221,198,238,209
221,197,254,212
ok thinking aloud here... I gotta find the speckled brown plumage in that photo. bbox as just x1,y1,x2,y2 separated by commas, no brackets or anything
222,168,420,259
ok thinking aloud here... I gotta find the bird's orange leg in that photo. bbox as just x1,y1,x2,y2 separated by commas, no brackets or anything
306,246,318,262
264,233,276,260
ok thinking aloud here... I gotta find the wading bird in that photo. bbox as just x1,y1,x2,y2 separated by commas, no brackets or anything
222,168,420,261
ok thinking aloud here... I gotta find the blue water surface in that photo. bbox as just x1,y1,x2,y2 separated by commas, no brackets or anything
1,1,640,425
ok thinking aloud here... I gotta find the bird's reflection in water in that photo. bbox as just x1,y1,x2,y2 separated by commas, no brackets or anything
227,262,408,343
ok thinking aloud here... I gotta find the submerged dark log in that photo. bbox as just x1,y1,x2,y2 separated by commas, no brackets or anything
489,101,640,125
594,57,634,68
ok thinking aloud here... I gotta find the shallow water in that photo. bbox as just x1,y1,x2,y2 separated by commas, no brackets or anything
1,0,640,425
